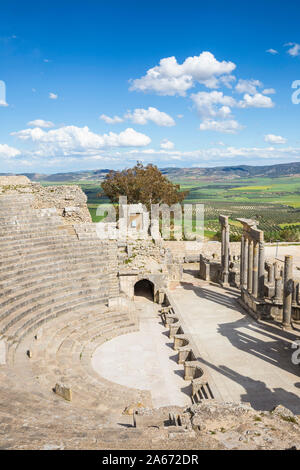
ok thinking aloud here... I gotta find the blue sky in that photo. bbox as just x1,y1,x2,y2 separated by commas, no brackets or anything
1,0,300,173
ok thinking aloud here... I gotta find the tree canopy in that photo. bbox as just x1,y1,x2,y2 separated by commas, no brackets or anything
99,163,188,210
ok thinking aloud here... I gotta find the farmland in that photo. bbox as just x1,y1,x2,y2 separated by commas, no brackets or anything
40,174,300,241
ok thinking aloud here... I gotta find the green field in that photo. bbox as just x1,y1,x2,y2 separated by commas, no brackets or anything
40,175,300,241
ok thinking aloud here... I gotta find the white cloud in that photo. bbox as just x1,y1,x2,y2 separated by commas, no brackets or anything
235,79,262,95
264,134,287,144
191,91,236,118
199,119,243,134
262,88,276,95
239,93,274,108
285,42,300,57
125,107,175,126
130,52,236,96
27,119,55,128
0,100,8,107
49,92,58,100
100,114,124,124
160,139,175,149
11,125,151,156
0,143,21,158
266,48,278,55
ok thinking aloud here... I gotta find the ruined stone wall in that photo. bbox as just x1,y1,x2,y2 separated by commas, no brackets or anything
0,176,91,224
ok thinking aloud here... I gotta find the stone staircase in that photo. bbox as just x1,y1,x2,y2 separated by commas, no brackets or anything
0,194,151,447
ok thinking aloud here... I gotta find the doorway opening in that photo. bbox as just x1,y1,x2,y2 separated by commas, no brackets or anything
134,279,154,301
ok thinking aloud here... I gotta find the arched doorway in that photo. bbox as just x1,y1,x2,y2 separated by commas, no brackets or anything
134,279,154,301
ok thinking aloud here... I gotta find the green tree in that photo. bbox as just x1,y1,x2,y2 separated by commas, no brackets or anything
99,162,188,210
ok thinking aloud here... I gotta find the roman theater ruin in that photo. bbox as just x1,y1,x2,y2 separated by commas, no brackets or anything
0,176,299,450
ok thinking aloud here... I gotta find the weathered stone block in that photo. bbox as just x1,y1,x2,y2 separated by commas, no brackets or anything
54,383,72,401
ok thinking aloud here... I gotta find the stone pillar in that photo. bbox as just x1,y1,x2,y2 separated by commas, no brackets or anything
274,277,282,302
274,262,280,280
242,237,248,289
240,234,244,288
269,263,275,285
252,241,259,298
247,240,253,293
219,215,230,286
283,255,293,328
258,240,265,299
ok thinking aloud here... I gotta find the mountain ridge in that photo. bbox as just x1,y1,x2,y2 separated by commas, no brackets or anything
1,161,300,182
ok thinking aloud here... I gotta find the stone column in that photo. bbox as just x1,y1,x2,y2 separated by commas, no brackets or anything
221,226,225,262
240,234,244,288
247,240,253,293
269,263,275,285
243,237,248,289
223,222,230,285
252,241,259,298
274,278,282,302
219,215,230,286
258,240,265,299
283,255,293,328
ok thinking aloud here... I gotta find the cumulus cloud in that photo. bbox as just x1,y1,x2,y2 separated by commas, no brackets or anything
238,93,274,108
49,92,58,100
27,119,55,128
125,107,175,126
199,119,243,134
262,88,276,95
235,79,262,95
0,143,21,158
285,42,300,57
99,114,124,124
266,48,278,55
190,88,274,134
191,91,236,119
264,134,287,144
160,139,175,150
11,125,151,156
130,52,236,96
100,107,175,127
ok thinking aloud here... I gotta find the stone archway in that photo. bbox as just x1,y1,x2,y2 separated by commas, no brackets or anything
134,279,154,301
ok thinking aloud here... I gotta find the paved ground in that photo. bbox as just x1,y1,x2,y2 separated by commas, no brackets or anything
169,270,300,413
92,296,191,408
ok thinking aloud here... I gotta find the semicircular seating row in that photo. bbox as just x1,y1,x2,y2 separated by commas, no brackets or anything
0,194,150,425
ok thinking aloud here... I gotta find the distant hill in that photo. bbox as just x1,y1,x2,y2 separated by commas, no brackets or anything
161,162,300,180
2,161,300,182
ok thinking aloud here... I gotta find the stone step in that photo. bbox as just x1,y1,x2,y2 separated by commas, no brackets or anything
0,283,110,333
7,305,110,363
0,276,105,315
0,244,107,269
0,239,109,261
0,262,110,294
0,253,108,282
4,294,109,341
0,227,73,242
0,248,109,275
0,234,75,250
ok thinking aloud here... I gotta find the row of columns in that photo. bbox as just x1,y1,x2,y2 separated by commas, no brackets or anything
218,217,295,329
239,221,265,300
